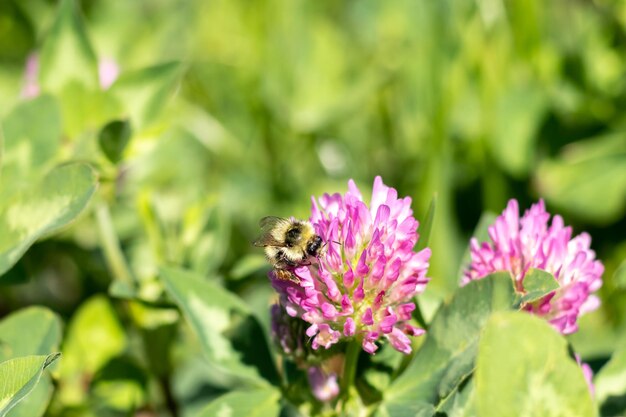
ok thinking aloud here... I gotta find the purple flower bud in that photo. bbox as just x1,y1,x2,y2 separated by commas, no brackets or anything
307,366,339,402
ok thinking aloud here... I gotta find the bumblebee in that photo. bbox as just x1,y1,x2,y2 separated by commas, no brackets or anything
254,216,325,281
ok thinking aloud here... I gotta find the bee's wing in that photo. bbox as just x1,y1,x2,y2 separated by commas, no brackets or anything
259,216,289,229
253,233,282,247
253,216,289,247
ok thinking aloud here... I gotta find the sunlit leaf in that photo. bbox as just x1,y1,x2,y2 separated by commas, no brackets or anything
0,307,63,417
475,311,596,417
196,388,281,417
0,163,98,277
57,296,126,406
519,268,559,304
0,354,60,417
379,273,516,416
0,307,62,361
159,266,279,388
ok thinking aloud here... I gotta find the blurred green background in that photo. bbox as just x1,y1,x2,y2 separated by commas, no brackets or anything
0,0,625,416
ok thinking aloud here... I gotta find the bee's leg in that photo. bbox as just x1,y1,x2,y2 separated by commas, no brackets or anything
288,269,302,284
275,269,294,281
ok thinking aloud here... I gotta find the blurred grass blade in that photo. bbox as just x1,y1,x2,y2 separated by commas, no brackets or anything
0,353,61,417
518,268,559,305
380,273,516,416
416,194,436,252
595,344,626,416
197,388,281,417
536,133,626,224
39,0,98,92
109,62,181,129
475,312,596,417
456,211,498,282
613,259,626,290
0,163,98,277
159,267,279,388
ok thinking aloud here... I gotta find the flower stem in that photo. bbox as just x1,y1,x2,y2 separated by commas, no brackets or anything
95,202,134,286
340,341,361,399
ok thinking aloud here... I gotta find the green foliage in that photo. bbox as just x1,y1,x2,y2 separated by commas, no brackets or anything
197,388,281,417
0,307,62,417
159,266,279,388
475,312,596,417
537,133,626,224
0,163,97,276
595,344,626,416
0,354,60,417
98,120,131,164
0,0,625,415
518,268,560,305
380,273,516,415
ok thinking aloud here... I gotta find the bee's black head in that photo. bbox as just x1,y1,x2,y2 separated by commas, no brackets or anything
306,235,324,257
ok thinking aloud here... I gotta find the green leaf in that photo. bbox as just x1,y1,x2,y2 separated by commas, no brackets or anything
159,266,279,388
0,353,60,417
38,0,98,93
98,120,132,164
595,345,626,416
0,307,63,417
519,268,559,304
60,296,126,377
109,62,181,129
56,296,127,407
536,133,626,224
5,379,52,417
379,273,516,416
475,311,596,417
196,388,281,417
0,163,98,277
0,307,62,361
0,95,61,180
436,378,476,417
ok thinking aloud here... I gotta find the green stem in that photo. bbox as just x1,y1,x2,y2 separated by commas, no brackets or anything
340,341,361,399
95,202,135,286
